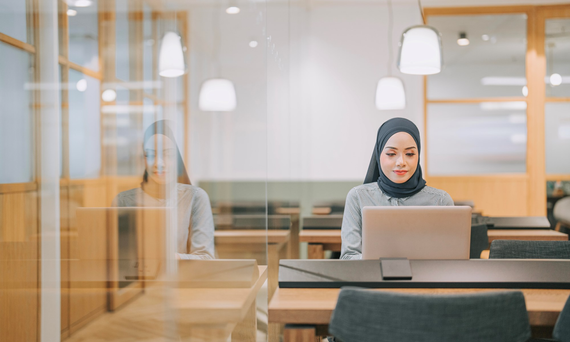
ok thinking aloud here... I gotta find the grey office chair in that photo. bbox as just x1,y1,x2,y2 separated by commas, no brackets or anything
470,223,489,259
489,240,570,259
329,287,531,342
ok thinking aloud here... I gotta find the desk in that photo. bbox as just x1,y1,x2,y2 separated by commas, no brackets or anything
66,266,267,342
270,260,570,341
215,230,290,299
269,287,570,342
299,229,568,259
488,216,551,229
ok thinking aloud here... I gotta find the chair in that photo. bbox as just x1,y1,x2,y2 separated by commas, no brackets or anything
470,223,488,259
554,197,570,232
329,287,531,342
553,295,570,342
489,240,570,259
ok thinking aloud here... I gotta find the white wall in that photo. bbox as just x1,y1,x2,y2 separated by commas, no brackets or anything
189,2,427,182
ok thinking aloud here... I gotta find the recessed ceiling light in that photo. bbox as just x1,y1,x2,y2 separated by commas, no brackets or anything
457,32,469,46
67,9,77,16
102,89,117,102
481,34,489,41
249,40,258,48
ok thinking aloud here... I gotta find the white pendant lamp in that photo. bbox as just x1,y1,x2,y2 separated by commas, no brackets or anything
199,78,237,111
397,0,442,75
158,31,185,78
376,77,405,110
376,0,405,110
198,7,237,112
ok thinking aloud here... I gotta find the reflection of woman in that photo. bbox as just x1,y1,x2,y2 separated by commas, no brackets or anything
114,120,215,260
340,118,453,260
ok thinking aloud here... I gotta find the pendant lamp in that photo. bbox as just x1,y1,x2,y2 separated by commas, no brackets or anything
376,0,405,110
397,0,442,75
158,32,185,78
199,78,237,111
198,7,237,112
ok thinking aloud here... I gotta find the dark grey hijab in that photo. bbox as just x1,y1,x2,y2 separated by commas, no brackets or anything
364,117,426,198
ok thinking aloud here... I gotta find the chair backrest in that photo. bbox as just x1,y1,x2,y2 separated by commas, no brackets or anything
554,196,570,226
554,295,570,342
470,224,488,259
489,240,570,259
329,288,530,342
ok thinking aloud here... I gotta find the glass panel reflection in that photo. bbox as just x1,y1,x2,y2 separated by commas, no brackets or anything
68,1,99,71
427,102,527,175
428,14,527,99
545,18,570,98
0,0,29,44
69,69,101,178
0,42,33,183
546,102,570,174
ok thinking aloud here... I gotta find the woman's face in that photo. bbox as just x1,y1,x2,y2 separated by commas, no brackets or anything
143,134,177,185
379,132,418,184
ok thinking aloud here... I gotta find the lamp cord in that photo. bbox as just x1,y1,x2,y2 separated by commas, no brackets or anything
417,0,425,24
212,5,221,77
387,0,393,76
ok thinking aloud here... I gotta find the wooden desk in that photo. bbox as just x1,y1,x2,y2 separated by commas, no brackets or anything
300,229,569,259
66,266,267,342
269,287,570,342
215,230,290,299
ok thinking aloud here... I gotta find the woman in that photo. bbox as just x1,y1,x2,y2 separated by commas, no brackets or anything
114,120,215,260
340,117,453,260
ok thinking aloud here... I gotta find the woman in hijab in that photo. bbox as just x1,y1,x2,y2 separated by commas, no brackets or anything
340,117,453,260
114,120,215,260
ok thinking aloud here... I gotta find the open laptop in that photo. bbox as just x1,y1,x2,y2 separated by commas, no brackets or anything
362,206,472,260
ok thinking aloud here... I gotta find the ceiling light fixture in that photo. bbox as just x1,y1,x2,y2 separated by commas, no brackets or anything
68,0,92,7
102,89,117,102
249,40,258,48
226,1,240,14
76,79,87,92
158,31,185,78
481,34,489,41
550,73,562,86
457,32,469,46
397,0,442,75
376,0,405,110
522,86,528,97
67,9,77,16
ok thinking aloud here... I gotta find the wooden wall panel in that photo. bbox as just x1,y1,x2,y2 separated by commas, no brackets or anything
61,187,70,336
427,175,529,216
68,184,108,333
0,191,38,342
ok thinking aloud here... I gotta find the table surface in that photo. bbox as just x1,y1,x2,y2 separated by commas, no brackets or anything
489,216,551,229
215,230,290,244
268,286,570,326
170,266,267,324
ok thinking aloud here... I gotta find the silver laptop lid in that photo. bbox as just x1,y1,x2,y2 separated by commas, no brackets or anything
362,206,472,260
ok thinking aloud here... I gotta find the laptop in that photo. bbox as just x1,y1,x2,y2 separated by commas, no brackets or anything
361,206,472,260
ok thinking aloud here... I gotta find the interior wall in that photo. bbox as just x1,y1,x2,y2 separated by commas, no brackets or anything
189,3,426,182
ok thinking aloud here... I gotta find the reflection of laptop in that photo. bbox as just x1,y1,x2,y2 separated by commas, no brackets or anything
76,207,170,283
362,206,472,260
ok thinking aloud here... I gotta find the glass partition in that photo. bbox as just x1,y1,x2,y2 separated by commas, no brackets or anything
1,0,278,341
427,14,527,100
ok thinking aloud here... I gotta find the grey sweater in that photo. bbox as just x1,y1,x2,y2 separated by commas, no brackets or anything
114,184,215,260
340,183,454,260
